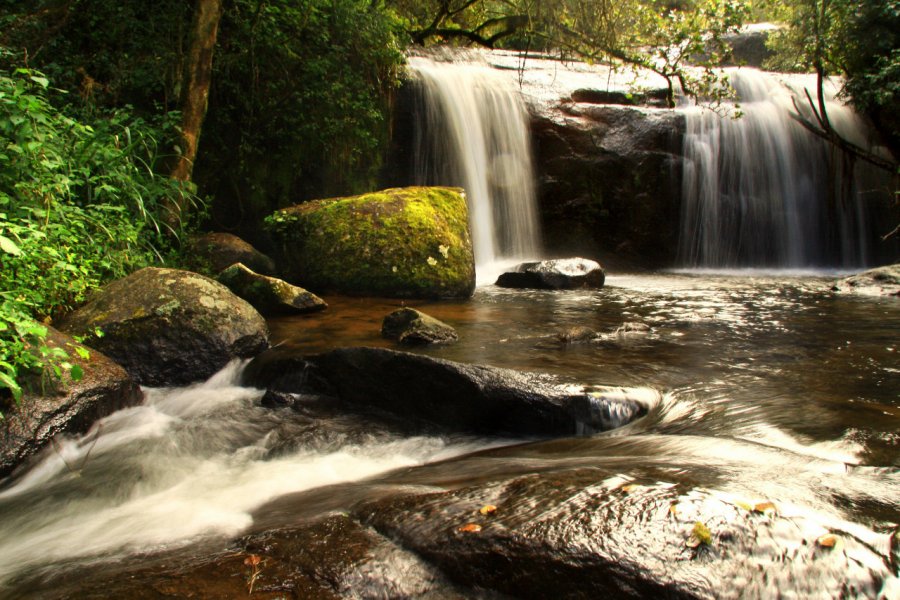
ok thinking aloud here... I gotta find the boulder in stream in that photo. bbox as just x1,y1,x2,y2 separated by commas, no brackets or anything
243,346,649,436
218,263,327,315
496,258,605,290
265,186,476,299
59,267,269,387
188,231,276,275
0,327,141,478
831,264,900,297
381,307,458,346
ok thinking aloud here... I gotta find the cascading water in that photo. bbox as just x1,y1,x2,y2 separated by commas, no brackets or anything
678,68,886,269
408,56,542,276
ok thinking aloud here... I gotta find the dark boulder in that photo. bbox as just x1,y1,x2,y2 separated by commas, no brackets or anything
189,232,276,275
59,268,269,387
381,307,458,346
496,258,605,290
243,346,648,436
218,263,327,315
0,327,141,478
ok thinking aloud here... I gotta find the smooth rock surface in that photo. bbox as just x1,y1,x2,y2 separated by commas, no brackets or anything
244,346,649,436
60,267,269,386
496,258,605,290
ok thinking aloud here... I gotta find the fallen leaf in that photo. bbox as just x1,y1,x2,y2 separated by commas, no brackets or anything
458,523,482,533
479,504,497,516
244,554,261,567
687,521,712,548
622,484,641,494
669,503,680,516
753,501,777,516
816,534,838,548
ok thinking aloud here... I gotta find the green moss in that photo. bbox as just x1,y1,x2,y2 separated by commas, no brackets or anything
265,187,475,298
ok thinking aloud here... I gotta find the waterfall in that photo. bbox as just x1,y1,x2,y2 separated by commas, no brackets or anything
408,56,542,274
678,69,885,269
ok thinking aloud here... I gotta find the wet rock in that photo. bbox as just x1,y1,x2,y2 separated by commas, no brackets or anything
59,267,269,387
189,231,276,275
0,327,141,478
219,263,327,316
359,467,893,600
381,307,458,346
556,325,598,344
530,102,684,266
244,346,648,436
831,264,900,297
36,514,473,600
496,258,605,290
266,187,475,299
571,88,669,108
722,23,778,68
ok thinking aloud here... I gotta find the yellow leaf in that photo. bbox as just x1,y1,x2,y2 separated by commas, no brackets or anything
479,504,497,516
753,501,777,516
816,534,842,550
622,484,641,494
458,523,482,533
688,521,712,547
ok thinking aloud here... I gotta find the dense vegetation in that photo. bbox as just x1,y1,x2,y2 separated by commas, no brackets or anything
1,0,897,406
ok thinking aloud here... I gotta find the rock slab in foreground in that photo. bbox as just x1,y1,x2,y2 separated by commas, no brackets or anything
0,327,141,478
266,187,476,299
60,267,269,387
218,263,327,316
381,307,458,346
244,346,648,436
496,258,605,290
831,264,900,297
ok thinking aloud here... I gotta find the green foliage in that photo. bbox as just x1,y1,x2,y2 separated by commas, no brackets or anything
765,0,900,153
198,0,405,229
0,66,190,408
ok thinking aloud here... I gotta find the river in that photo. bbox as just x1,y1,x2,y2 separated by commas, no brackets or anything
1,271,897,598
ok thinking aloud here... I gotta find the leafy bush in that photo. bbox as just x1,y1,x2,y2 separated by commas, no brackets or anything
0,67,192,409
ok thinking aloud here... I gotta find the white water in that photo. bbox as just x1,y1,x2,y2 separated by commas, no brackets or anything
0,361,494,585
409,57,542,279
679,69,883,268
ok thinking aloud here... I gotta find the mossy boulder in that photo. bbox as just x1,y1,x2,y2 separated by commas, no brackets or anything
59,268,269,387
266,187,475,299
218,263,327,315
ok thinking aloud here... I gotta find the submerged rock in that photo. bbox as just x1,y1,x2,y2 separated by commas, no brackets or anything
59,267,269,387
496,258,605,290
266,186,476,299
189,231,276,275
219,263,327,315
831,264,900,297
381,307,458,346
244,346,648,436
0,327,140,478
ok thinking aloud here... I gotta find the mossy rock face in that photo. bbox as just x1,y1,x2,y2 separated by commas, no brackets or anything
266,187,475,299
59,268,269,386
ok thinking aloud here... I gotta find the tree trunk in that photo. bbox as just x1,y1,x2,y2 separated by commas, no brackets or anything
166,0,223,230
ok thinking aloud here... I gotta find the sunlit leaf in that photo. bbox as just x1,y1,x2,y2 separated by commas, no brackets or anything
687,521,712,548
816,533,840,549
479,504,497,516
0,234,22,256
458,523,482,533
753,502,777,516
